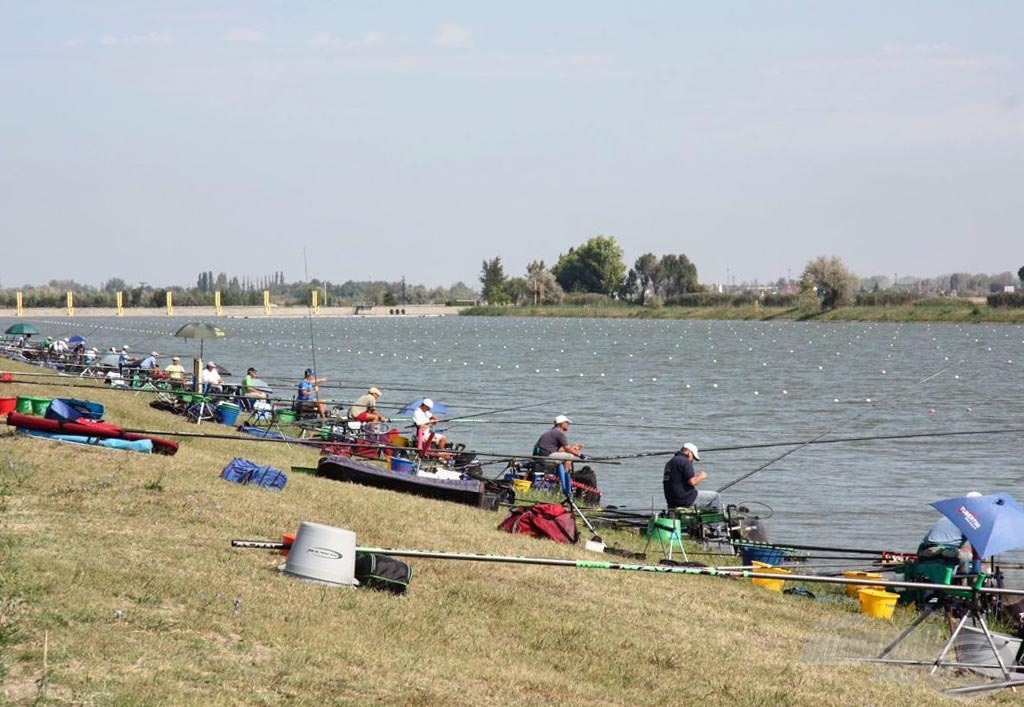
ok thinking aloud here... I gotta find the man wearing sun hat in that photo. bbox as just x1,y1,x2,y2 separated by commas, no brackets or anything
663,441,722,510
201,361,223,393
164,356,185,381
349,386,386,423
139,352,160,370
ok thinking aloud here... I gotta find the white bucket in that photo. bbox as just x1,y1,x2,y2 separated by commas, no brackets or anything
278,521,357,586
952,625,1023,678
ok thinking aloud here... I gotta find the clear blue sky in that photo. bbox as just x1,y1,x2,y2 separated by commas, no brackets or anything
1,1,1021,289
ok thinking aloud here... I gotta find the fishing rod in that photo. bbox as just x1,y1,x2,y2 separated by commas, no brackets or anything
586,426,1024,462
229,540,1024,596
731,539,916,558
718,362,957,493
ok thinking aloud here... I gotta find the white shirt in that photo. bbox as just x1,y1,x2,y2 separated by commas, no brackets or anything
412,407,432,427
201,367,222,385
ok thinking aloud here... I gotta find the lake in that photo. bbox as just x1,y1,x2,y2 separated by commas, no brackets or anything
8,313,1024,568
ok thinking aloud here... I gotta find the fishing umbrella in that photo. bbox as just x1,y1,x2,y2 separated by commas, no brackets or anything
930,492,1024,559
68,335,87,345
173,322,227,360
174,322,227,393
4,322,40,336
397,397,450,416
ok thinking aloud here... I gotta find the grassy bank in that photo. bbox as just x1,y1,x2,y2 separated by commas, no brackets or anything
0,361,1010,704
463,302,1024,323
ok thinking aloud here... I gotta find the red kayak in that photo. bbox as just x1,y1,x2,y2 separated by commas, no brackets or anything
6,412,179,455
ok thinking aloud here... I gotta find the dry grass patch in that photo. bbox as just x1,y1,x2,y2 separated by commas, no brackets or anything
0,361,1018,704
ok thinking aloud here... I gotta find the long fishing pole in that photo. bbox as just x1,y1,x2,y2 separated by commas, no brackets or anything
230,540,1024,596
302,248,324,415
717,363,957,493
587,426,1024,462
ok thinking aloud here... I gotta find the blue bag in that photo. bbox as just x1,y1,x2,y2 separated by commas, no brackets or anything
220,457,287,490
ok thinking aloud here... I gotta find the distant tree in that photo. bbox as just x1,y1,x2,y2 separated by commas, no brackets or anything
551,235,626,295
526,260,564,305
480,257,509,304
1018,265,1024,284
659,254,700,298
103,277,128,294
622,253,661,303
506,277,530,305
801,255,858,310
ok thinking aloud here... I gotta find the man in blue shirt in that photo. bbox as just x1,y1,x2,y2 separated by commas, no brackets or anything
296,368,327,418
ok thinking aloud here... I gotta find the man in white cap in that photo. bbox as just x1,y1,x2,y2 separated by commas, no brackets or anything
201,361,223,393
139,352,160,370
534,414,584,472
663,442,721,510
412,398,446,450
349,387,386,423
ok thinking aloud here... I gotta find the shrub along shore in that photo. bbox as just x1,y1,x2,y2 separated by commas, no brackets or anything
464,301,1024,323
0,360,1015,705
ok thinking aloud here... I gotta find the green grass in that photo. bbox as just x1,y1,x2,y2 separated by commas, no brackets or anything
0,360,1016,704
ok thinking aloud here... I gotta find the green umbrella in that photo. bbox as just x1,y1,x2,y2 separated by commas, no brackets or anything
173,322,226,358
4,322,40,336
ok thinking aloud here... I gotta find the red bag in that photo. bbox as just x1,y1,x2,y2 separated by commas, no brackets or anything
498,502,578,544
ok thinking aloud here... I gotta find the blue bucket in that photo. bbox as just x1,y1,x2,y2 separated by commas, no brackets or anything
741,546,785,566
217,402,241,426
390,457,414,473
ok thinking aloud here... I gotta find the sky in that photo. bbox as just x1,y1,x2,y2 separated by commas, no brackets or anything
1,1,1022,290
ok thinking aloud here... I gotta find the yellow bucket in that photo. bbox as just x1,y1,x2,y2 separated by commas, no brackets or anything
842,571,883,597
858,588,898,619
512,479,532,495
750,560,789,592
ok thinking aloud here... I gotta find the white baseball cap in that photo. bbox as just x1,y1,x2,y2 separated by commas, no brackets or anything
421,398,433,409
682,442,700,460
554,414,571,425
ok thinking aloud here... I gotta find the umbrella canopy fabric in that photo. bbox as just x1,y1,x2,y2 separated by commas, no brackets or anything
4,322,40,336
68,335,87,344
930,492,1024,559
397,397,450,416
173,322,226,341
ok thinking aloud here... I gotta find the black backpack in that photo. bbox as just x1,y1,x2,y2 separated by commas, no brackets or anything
354,553,412,594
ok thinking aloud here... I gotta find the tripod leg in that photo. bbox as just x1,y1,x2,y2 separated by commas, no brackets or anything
931,612,971,674
878,604,936,658
975,616,1013,681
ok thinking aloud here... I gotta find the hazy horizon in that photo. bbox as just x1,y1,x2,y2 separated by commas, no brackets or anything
2,2,1021,289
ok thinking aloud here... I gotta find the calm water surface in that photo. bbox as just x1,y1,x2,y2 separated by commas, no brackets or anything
8,314,1024,567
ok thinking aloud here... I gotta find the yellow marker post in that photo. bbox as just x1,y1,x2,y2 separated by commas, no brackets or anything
215,290,222,316
166,291,174,315
16,291,23,317
66,291,75,317
116,291,124,316
311,289,319,315
263,290,271,315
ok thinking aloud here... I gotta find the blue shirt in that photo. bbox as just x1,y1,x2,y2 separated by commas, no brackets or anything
297,378,314,401
922,517,965,546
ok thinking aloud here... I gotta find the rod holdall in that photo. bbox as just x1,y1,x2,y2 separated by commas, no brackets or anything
498,502,579,544
354,553,412,594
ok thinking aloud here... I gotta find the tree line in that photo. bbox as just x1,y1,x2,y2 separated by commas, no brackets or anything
0,273,478,309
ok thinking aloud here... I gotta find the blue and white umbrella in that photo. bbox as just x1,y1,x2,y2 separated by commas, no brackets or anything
68,335,87,345
397,397,450,416
930,492,1024,559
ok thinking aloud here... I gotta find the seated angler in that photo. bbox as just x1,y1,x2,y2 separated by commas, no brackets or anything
663,442,722,510
295,368,328,419
412,398,447,450
349,387,386,423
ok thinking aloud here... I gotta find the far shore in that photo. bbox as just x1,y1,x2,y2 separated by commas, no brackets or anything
0,304,466,319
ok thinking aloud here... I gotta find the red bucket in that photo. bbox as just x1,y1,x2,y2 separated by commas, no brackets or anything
0,397,16,415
